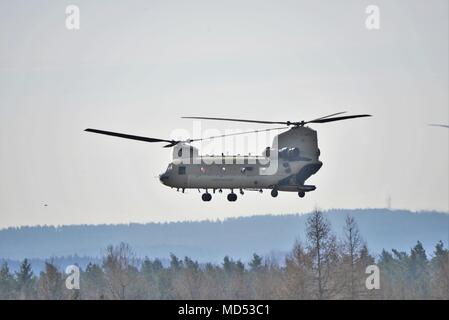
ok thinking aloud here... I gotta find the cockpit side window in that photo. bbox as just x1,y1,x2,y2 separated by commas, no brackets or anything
178,166,186,175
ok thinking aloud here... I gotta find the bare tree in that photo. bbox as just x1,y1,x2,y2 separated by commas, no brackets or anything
102,242,136,300
306,209,338,299
37,261,64,300
172,257,202,299
82,263,107,299
283,241,313,299
199,263,224,299
342,215,364,299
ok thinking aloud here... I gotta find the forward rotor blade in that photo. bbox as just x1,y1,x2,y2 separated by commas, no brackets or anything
190,127,289,143
182,116,288,125
429,124,449,128
163,143,179,148
307,114,372,124
85,128,178,145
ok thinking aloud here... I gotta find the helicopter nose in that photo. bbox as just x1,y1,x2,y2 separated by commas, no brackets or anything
159,173,169,184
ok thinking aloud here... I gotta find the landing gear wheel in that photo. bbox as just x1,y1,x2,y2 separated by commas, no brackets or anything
298,191,305,198
271,189,278,198
227,193,237,202
202,193,212,201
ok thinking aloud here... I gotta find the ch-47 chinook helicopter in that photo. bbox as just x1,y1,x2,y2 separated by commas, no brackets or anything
85,112,371,201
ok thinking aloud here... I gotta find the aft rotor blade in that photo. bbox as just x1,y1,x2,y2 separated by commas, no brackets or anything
182,116,288,125
429,124,449,128
85,128,178,144
309,111,347,122
190,127,289,143
307,114,372,124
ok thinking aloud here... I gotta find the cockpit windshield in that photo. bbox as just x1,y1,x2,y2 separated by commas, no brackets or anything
166,163,173,172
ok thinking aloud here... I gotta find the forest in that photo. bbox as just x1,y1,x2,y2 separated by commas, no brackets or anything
0,210,448,300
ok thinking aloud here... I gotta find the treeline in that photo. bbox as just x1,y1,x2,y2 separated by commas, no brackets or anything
0,210,448,300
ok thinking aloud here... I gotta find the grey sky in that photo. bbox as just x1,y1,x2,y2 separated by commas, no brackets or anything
0,0,448,228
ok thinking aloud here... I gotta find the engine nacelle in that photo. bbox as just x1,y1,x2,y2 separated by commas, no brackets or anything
172,144,199,163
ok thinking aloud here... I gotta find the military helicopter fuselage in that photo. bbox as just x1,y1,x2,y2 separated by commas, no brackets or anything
159,126,322,198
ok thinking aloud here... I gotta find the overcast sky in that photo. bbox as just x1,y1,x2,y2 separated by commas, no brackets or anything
0,0,447,228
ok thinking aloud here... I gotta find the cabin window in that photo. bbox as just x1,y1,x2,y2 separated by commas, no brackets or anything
241,167,254,174
178,166,186,175
178,149,183,157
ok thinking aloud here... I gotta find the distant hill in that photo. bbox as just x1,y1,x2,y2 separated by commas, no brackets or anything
1,209,448,269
